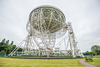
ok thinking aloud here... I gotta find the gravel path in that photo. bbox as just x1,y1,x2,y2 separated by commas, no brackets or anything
79,59,98,67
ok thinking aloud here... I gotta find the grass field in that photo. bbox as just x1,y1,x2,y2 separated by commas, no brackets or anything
0,57,84,67
86,58,100,67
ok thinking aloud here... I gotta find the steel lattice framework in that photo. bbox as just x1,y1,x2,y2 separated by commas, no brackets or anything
9,6,83,58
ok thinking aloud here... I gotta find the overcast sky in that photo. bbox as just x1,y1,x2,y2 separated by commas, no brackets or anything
0,0,100,52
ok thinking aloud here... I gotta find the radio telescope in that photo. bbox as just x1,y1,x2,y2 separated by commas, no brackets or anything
9,6,83,58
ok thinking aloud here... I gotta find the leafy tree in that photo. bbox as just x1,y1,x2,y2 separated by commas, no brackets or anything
0,39,5,46
0,44,5,51
12,45,16,51
11,41,14,45
0,39,22,55
18,48,23,52
1,39,5,43
7,45,13,54
91,45,100,55
83,51,90,55
0,50,5,54
4,43,9,54
89,51,97,56
0,39,6,52
6,40,9,44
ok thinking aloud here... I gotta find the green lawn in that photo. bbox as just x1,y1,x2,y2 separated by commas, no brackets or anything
0,57,84,67
86,58,100,67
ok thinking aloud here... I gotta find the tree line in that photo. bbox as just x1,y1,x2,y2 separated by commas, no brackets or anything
83,45,100,56
0,39,22,54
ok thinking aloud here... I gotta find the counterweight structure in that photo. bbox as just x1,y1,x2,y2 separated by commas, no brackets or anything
9,6,83,58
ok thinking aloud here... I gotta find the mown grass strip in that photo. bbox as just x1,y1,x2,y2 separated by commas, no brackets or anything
0,57,84,67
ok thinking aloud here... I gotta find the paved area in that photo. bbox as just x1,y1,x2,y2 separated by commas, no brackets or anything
79,59,98,67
